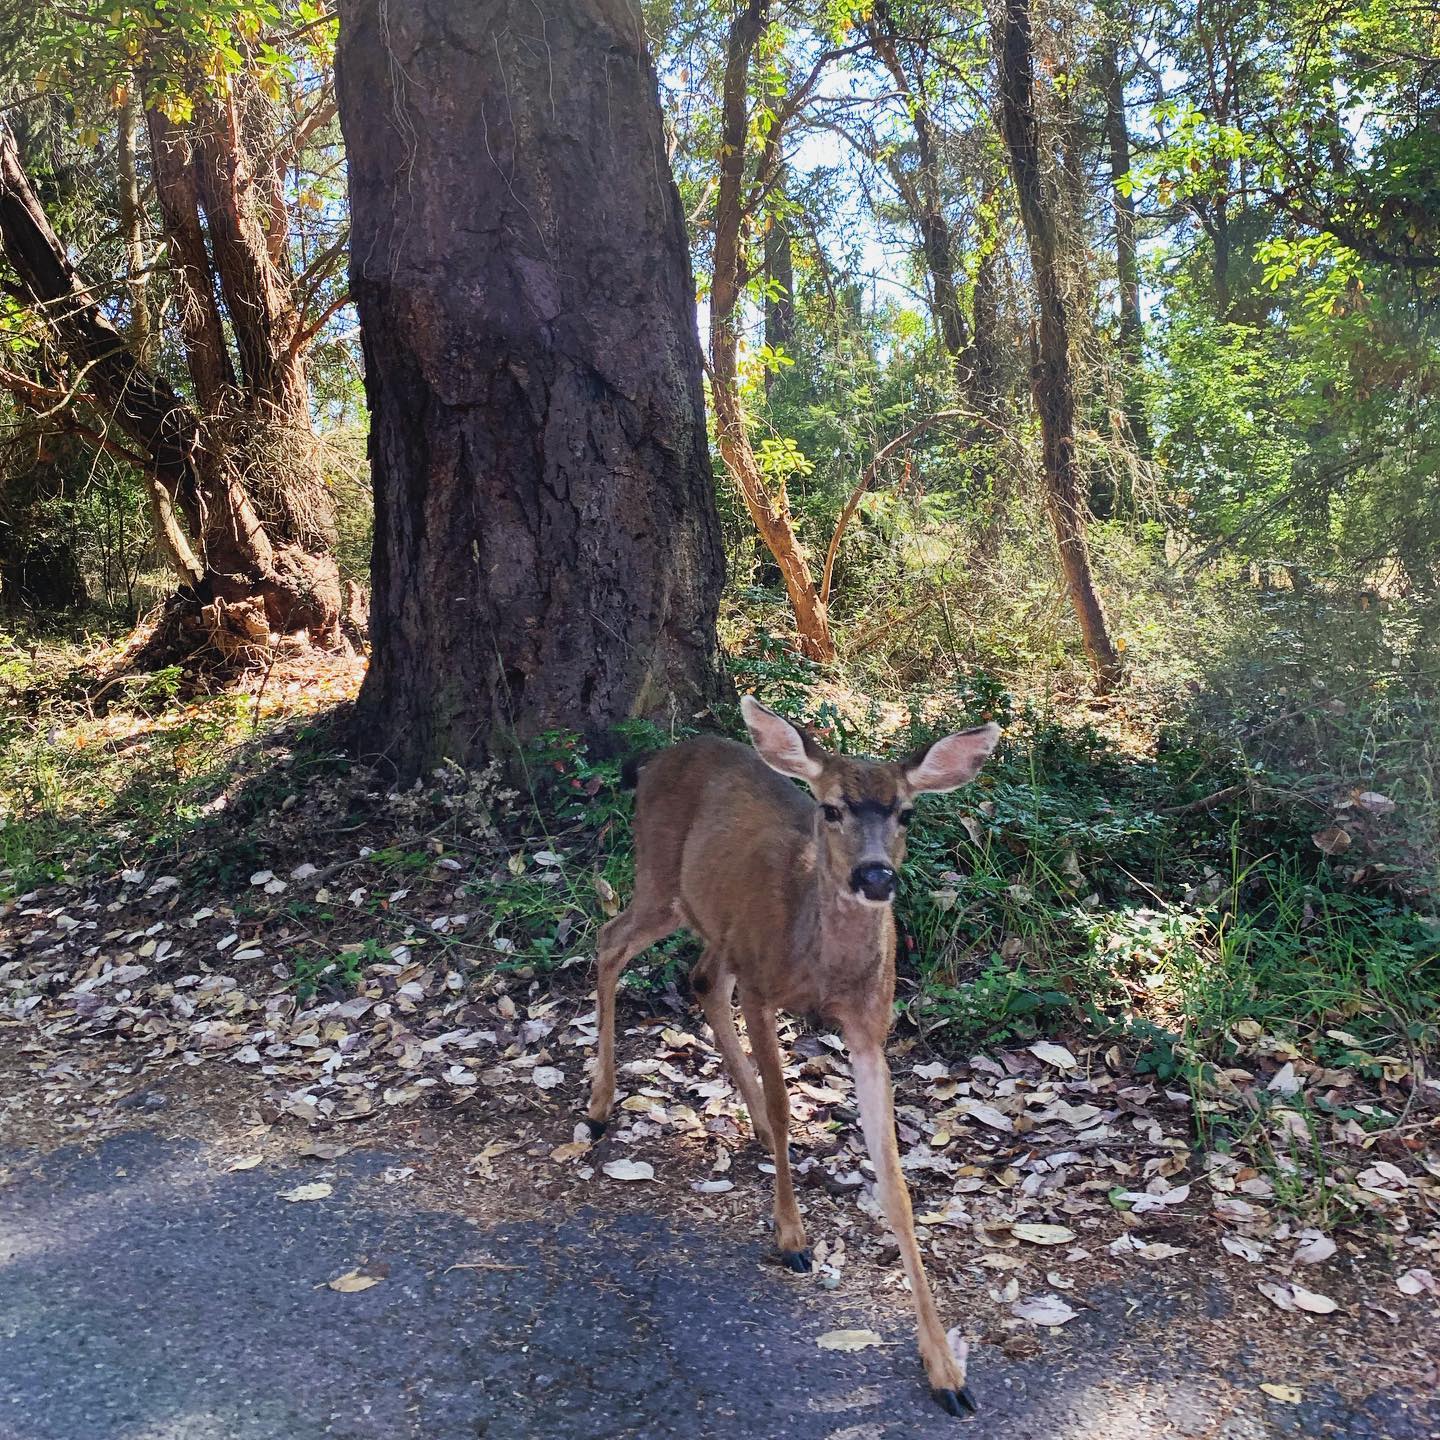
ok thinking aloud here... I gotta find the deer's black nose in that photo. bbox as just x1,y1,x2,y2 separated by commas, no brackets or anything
850,863,897,901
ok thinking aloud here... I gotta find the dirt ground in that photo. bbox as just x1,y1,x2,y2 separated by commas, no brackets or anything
1,995,1437,1440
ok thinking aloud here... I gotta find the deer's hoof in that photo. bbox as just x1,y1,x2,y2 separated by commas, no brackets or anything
780,1247,813,1273
584,1116,608,1139
932,1385,978,1417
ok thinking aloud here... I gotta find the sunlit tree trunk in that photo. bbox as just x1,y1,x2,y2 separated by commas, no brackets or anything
710,0,834,661
995,0,1123,689
147,78,337,574
120,92,203,585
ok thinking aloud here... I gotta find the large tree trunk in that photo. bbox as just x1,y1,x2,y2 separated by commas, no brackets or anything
710,0,834,661
0,118,339,647
995,0,1123,689
336,0,728,775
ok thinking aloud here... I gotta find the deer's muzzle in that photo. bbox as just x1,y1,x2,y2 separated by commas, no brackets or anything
850,862,897,902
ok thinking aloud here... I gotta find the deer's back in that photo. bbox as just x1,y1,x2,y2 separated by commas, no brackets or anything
631,735,814,947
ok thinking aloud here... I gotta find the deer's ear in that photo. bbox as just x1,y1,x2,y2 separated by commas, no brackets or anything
741,695,827,782
904,723,1001,794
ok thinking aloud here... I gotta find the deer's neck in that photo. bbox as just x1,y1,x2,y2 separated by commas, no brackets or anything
811,884,893,974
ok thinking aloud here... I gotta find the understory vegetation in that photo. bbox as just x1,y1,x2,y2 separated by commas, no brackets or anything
3,560,1435,1218
2,0,1437,1238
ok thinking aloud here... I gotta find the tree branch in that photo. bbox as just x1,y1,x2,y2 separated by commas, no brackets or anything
820,409,966,608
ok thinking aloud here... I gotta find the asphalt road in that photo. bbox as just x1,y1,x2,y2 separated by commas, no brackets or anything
0,1130,1435,1440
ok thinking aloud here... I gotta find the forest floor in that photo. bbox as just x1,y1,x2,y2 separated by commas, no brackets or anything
1,988,1438,1440
1,622,1438,1438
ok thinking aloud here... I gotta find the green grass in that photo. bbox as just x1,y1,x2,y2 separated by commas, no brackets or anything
3,601,1435,1219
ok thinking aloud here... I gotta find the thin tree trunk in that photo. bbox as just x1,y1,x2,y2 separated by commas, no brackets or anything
763,181,795,399
1100,44,1140,346
970,190,1004,424
336,0,728,775
865,4,986,414
1100,39,1151,461
120,90,204,586
709,0,834,661
0,118,337,639
118,92,152,368
995,0,1123,689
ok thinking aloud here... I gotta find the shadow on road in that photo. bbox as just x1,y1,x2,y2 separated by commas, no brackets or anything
1,1130,1433,1440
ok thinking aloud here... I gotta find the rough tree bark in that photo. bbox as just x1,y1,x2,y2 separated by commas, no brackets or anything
994,0,1124,689
146,78,337,572
0,116,339,649
119,91,204,585
336,0,728,775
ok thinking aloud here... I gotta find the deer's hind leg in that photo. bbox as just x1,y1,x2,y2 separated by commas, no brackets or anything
694,954,773,1154
586,898,680,1134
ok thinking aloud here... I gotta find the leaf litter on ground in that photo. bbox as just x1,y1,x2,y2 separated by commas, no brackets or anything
1,793,1436,1360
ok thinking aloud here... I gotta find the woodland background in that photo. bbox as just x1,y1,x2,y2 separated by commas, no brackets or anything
0,0,1437,1231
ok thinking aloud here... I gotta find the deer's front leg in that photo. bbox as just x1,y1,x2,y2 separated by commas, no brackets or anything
741,995,810,1271
846,1037,976,1417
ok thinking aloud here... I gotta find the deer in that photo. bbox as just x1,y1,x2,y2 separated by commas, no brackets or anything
585,695,1001,1417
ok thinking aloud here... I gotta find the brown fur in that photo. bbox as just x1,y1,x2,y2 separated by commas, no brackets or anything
586,700,999,1411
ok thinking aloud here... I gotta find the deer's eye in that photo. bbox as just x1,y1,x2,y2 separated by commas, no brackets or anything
822,804,844,824
899,808,915,827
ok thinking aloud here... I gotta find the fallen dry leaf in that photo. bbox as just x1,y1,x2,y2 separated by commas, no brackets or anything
1222,1235,1265,1263
328,1264,386,1293
1012,1293,1078,1326
225,1154,263,1172
1356,1162,1409,1195
1118,1183,1190,1213
956,1100,1012,1132
1290,1284,1340,1315
1028,1041,1078,1070
1260,1383,1303,1404
1011,1223,1076,1247
1396,1268,1436,1297
602,1159,655,1183
279,1182,332,1202
816,1329,884,1352
1293,1235,1336,1266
